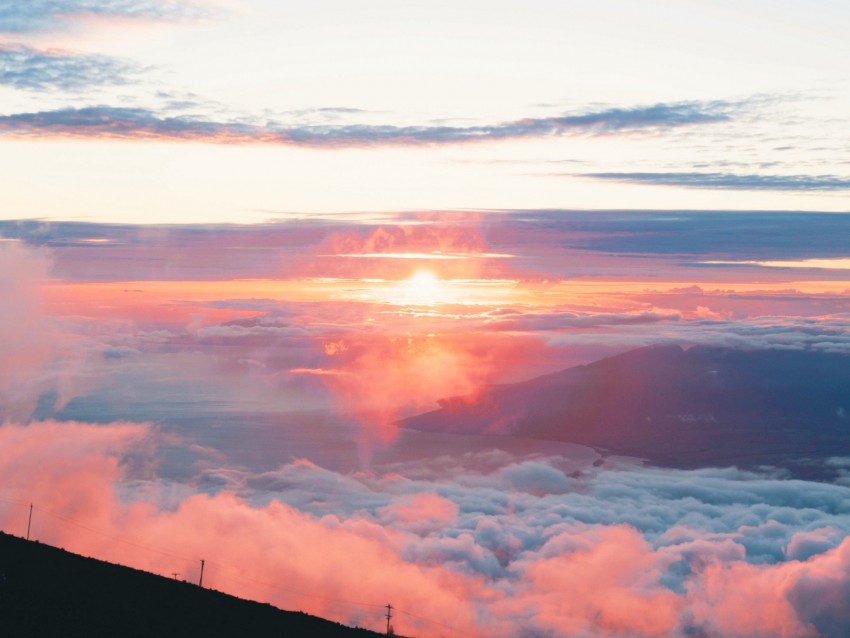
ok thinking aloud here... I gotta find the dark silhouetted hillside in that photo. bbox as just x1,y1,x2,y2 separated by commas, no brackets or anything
403,345,850,479
0,532,384,638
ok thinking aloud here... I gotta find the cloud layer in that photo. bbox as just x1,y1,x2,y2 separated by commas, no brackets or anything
581,171,850,191
0,100,736,147
2,420,850,637
1,211,849,636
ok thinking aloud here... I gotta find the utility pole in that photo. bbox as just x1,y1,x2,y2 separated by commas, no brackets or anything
198,559,205,587
385,603,393,635
26,504,32,541
171,573,180,580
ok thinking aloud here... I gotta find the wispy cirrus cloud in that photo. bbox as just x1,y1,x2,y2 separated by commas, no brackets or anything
578,171,850,191
0,100,738,147
0,0,208,34
0,44,139,91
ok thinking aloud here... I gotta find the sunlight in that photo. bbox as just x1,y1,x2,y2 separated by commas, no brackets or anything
399,269,444,306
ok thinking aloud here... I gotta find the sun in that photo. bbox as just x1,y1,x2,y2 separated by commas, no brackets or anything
399,269,444,306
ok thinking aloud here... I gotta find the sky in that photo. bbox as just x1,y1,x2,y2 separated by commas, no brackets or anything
1,0,849,221
2,2,850,637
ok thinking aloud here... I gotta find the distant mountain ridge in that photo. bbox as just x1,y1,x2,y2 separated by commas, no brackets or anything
0,532,383,638
403,345,850,480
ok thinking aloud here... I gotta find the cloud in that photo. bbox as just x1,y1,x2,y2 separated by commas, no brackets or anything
323,335,497,453
4,419,850,637
0,240,98,420
0,218,331,282
0,0,208,34
503,209,850,260
578,171,850,191
483,309,681,332
0,242,53,405
0,100,736,147
0,420,485,635
7,211,849,284
376,492,459,528
0,44,139,91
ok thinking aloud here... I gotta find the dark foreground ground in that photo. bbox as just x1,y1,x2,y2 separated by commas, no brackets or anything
0,532,384,638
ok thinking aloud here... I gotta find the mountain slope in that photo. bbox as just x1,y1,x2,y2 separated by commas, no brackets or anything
0,532,383,638
403,345,850,479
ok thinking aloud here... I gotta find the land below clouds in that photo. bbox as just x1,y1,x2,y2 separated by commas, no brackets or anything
404,345,850,482
53,344,850,482
5,345,850,637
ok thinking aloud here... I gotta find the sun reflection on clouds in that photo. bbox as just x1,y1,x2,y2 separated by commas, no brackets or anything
333,274,521,307
397,269,446,306
330,252,514,260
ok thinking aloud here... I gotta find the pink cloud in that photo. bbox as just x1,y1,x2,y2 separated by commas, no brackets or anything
0,419,484,636
506,526,683,637
2,419,850,637
377,492,459,526
686,556,817,637
323,334,497,453
0,241,99,419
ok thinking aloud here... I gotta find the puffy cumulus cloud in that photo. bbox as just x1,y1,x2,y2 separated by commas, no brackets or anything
786,542,850,638
685,557,816,637
221,457,850,636
0,419,485,635
497,460,575,496
3,419,850,637
0,419,153,530
376,492,459,528
786,528,844,561
505,525,683,637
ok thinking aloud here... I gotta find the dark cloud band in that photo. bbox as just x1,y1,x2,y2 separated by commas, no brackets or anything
579,171,850,191
0,100,735,147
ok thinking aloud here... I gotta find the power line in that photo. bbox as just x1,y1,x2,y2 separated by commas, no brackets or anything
4,498,389,615
27,504,197,562
0,496,479,637
394,607,480,637
214,564,386,610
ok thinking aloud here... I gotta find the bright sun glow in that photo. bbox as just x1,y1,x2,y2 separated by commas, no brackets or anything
399,269,444,306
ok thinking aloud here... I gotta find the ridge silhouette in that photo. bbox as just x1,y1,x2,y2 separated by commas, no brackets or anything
0,532,386,638
403,345,850,480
